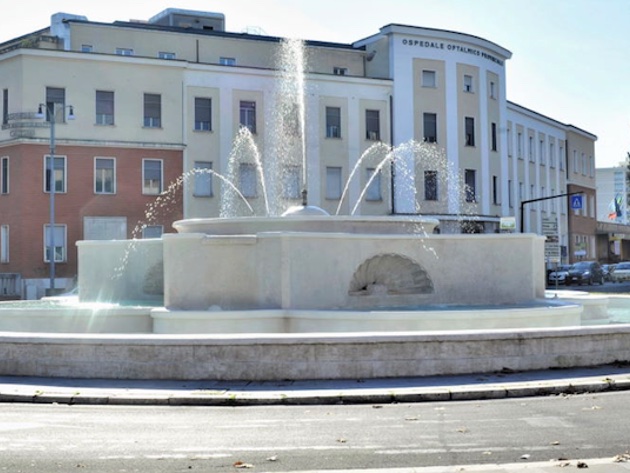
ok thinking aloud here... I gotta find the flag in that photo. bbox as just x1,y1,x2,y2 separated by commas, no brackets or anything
608,194,623,220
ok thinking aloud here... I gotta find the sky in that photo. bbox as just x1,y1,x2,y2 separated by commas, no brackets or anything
2,0,629,168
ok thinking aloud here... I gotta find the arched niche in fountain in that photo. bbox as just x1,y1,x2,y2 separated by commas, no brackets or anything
348,253,434,296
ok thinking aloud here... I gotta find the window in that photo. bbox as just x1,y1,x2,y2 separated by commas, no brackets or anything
517,132,523,158
142,225,163,239
365,110,380,141
492,175,499,205
333,67,347,76
2,89,7,125
365,168,381,201
193,161,213,197
220,57,236,66
422,70,436,88
423,113,437,143
44,155,66,193
158,52,176,60
464,169,476,202
463,74,473,92
142,159,163,195
95,158,115,194
1,157,8,194
81,44,93,53
464,117,475,146
325,107,341,138
529,136,534,162
507,128,512,156
326,166,342,200
539,139,545,164
44,224,66,263
45,87,66,122
116,48,133,56
283,166,301,199
95,90,114,125
519,182,524,200
559,144,565,170
508,180,513,208
573,150,578,173
491,122,497,151
239,101,256,134
489,81,496,99
424,170,438,201
0,225,8,263
549,143,555,168
143,94,161,128
194,98,212,131
239,163,257,198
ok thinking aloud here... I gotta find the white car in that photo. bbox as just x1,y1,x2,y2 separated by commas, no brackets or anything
611,262,630,283
548,265,571,285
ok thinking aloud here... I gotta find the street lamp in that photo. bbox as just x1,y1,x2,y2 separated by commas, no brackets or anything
35,103,75,293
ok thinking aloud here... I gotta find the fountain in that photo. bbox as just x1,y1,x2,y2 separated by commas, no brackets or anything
0,38,628,382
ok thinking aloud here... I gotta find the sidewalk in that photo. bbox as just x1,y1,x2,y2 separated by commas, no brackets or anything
1,363,630,406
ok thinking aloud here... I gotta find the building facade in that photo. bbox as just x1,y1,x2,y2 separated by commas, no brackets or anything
0,9,597,298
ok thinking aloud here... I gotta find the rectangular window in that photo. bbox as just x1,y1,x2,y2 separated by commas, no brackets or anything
573,150,578,173
2,89,7,125
1,157,8,194
44,155,66,193
492,175,499,205
517,132,523,158
326,166,342,200
422,70,436,87
365,110,380,141
44,224,66,263
325,107,341,138
96,90,114,125
81,44,93,53
194,98,212,131
529,136,534,162
142,225,163,239
116,48,133,56
489,81,496,99
220,57,236,66
143,94,161,128
0,225,8,263
464,169,476,202
507,128,512,156
424,170,438,201
508,180,513,208
365,168,381,201
193,161,213,197
465,117,475,146
559,144,565,170
142,159,163,195
519,182,524,200
423,113,437,143
239,163,257,198
239,101,256,134
539,139,545,164
283,166,301,199
491,122,497,151
95,158,115,194
463,74,473,92
45,87,66,122
158,51,176,60
333,67,347,76
549,143,555,168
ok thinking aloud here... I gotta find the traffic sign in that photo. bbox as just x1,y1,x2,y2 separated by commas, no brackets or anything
570,195,583,210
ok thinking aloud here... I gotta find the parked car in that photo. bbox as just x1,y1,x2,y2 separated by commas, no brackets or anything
611,262,630,283
547,265,571,286
602,264,614,282
566,261,605,286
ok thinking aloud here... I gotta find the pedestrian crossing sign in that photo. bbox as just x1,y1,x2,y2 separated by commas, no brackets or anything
570,195,583,210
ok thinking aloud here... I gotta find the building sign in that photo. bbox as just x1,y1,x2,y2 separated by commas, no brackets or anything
500,216,516,232
542,217,560,263
401,38,504,66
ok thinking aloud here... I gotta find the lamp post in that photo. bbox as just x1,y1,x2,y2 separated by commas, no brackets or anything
35,103,74,293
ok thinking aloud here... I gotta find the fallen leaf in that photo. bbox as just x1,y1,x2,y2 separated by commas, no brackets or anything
337,438,347,443
266,455,278,462
520,454,530,460
233,461,254,469
577,461,588,468
551,440,560,445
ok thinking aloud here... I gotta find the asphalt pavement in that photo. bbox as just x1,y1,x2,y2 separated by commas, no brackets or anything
3,364,630,472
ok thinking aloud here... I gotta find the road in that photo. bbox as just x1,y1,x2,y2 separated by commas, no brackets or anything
548,278,630,293
2,391,630,472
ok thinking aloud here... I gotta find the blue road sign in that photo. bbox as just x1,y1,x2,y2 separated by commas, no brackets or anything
570,195,583,210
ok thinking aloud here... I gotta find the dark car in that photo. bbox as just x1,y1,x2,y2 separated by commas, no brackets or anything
566,261,604,286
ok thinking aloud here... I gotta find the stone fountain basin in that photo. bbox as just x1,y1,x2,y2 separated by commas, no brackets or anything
173,215,440,236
